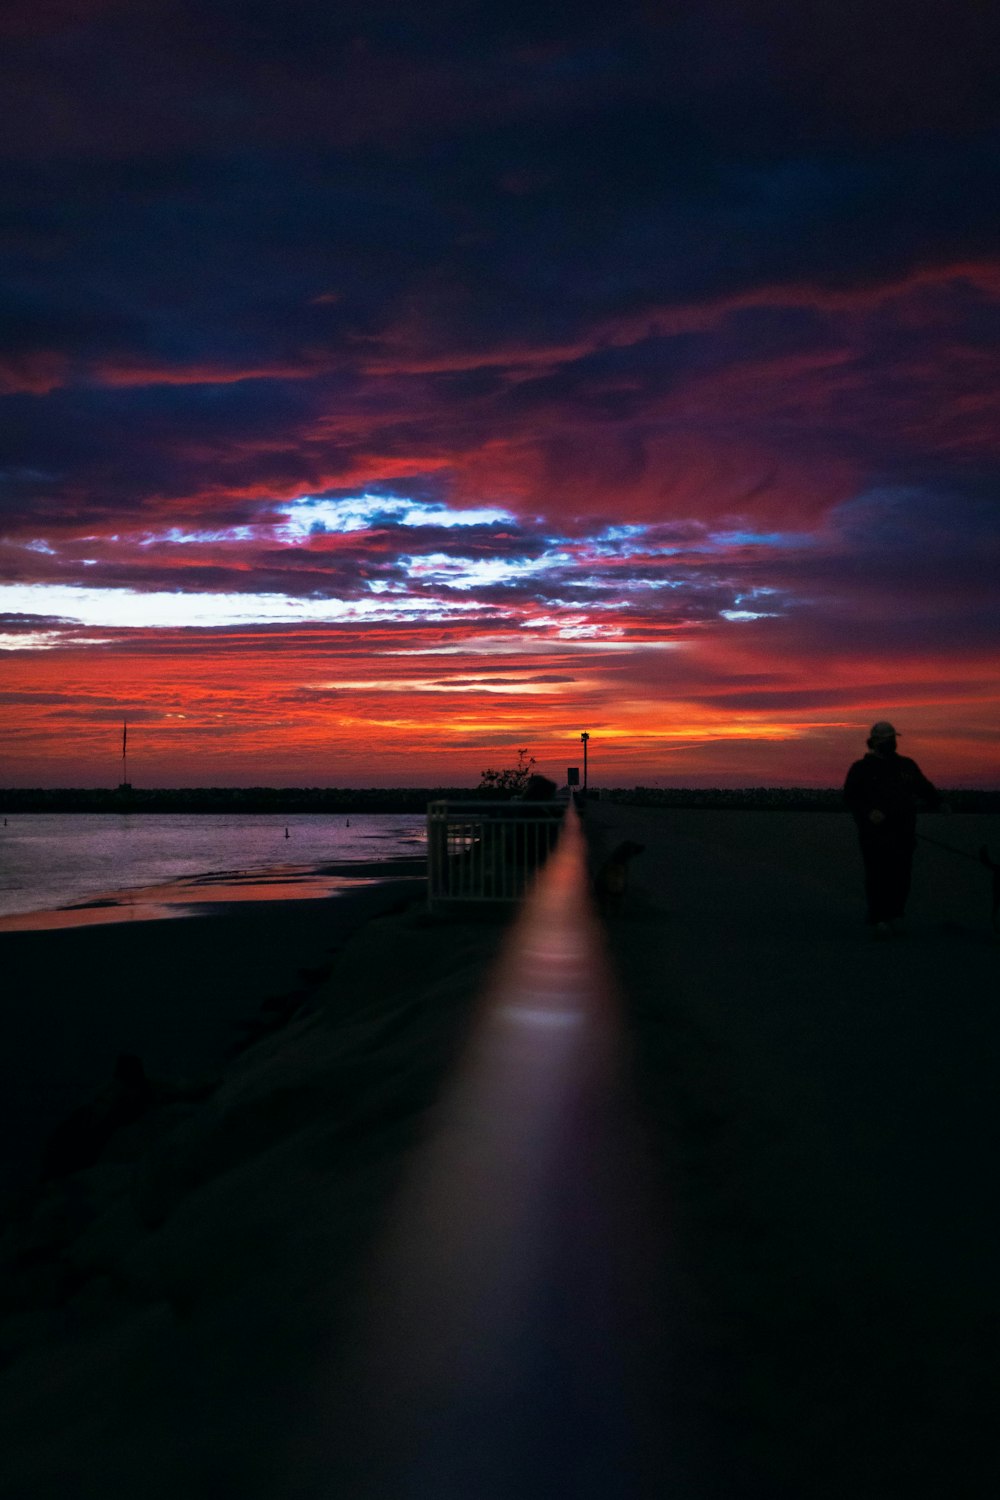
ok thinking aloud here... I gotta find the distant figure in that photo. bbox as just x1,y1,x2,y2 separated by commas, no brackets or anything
285,826,289,838
844,721,942,935
521,773,558,801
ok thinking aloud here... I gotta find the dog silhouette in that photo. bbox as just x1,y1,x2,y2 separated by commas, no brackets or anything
594,840,645,914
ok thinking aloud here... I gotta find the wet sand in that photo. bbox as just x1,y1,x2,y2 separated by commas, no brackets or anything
0,856,426,933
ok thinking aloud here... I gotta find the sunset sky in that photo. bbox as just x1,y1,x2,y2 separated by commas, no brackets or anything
2,1,999,787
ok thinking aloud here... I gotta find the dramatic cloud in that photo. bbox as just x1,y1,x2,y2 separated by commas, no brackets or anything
1,2,998,784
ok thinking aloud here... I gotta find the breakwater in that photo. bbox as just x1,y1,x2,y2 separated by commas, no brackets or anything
4,785,998,815
0,786,480,814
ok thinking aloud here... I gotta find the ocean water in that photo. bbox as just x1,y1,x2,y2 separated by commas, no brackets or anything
0,812,426,920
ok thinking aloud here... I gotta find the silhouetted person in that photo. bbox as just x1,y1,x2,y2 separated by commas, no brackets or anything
844,721,941,935
521,773,558,801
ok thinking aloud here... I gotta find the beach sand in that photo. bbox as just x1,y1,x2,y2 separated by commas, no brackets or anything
0,863,427,1197
0,860,510,1500
0,808,998,1498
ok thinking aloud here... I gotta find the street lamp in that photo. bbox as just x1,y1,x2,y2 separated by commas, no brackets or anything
580,731,590,790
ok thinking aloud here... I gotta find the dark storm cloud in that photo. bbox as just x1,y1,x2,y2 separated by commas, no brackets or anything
2,3,999,681
760,488,1000,612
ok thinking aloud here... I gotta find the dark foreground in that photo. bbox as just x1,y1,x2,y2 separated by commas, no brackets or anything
0,808,997,1498
590,804,999,1498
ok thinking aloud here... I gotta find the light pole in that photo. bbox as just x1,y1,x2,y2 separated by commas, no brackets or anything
580,731,589,790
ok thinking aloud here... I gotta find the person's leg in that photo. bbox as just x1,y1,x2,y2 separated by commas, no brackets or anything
885,839,913,922
860,835,890,923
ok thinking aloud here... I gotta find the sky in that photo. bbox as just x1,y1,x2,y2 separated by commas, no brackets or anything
1,1,999,787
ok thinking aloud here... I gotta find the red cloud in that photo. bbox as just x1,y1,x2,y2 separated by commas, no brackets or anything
360,260,1000,378
92,356,334,388
0,350,69,395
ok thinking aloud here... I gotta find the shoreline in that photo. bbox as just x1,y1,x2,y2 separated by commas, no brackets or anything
0,855,426,933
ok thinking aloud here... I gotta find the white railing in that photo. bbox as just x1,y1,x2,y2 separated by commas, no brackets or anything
427,800,564,910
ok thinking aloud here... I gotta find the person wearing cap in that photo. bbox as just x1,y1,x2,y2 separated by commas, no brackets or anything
844,721,942,934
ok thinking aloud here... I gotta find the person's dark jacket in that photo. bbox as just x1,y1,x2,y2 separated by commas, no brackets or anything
844,751,940,839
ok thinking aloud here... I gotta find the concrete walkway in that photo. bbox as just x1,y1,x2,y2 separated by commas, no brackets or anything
587,801,1000,1498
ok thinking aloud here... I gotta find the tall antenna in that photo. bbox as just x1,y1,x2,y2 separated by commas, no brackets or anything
122,718,128,787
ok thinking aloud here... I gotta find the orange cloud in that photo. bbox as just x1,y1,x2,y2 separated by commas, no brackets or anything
2,619,997,788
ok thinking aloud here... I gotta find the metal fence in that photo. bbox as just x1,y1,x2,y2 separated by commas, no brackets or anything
427,800,564,910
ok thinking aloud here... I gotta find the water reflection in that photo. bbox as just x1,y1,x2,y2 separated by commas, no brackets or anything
0,868,387,932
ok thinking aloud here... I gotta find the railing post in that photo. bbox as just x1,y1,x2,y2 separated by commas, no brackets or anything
426,799,564,912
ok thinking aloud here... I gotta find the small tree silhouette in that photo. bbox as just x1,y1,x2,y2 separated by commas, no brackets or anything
478,747,536,798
